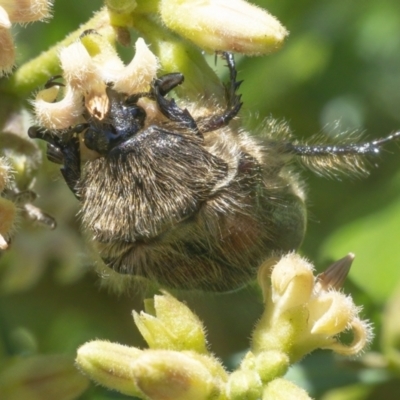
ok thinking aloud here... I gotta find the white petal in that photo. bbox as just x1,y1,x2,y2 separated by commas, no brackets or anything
0,6,11,28
32,86,84,129
113,38,159,95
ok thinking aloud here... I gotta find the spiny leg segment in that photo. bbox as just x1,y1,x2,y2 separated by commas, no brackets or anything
286,131,400,157
28,124,87,197
201,52,243,133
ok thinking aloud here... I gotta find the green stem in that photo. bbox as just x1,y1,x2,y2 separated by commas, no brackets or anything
106,0,160,16
1,8,116,98
135,0,160,14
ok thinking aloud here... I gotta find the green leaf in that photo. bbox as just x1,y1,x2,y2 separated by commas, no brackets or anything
320,195,400,304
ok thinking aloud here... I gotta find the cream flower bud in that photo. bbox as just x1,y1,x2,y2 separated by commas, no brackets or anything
0,27,15,75
1,0,52,23
132,350,218,400
133,291,207,353
0,1,52,75
160,0,288,55
76,340,144,397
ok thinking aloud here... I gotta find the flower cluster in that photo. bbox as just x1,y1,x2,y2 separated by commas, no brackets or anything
33,34,158,131
0,0,53,76
0,0,54,250
32,0,289,133
0,109,55,255
76,292,228,400
76,254,372,400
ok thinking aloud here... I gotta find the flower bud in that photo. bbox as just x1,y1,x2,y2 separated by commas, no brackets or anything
0,1,53,76
2,0,52,23
254,350,289,383
133,291,207,353
263,378,312,400
226,369,262,400
76,340,143,397
159,0,288,55
133,350,218,400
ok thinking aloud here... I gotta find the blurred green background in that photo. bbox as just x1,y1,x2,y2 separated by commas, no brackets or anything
1,0,400,399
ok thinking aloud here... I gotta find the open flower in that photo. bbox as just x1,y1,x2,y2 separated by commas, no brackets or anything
32,33,159,130
0,0,53,76
252,253,373,363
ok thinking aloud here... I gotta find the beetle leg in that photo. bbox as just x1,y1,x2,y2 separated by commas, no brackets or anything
200,52,243,133
28,124,87,198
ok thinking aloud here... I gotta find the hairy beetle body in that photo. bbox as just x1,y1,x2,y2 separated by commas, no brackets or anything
29,52,399,291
